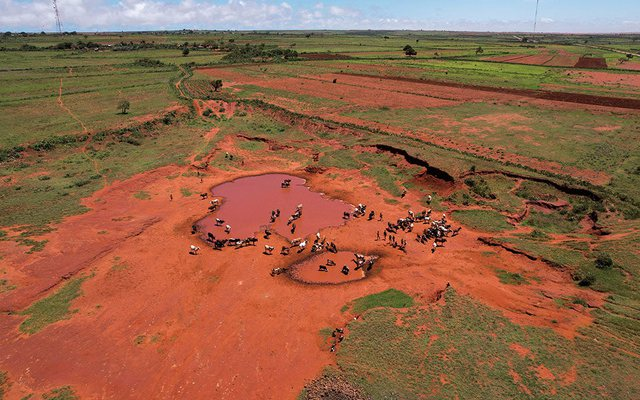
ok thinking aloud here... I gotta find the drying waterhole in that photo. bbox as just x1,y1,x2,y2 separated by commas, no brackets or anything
197,173,352,239
288,251,379,284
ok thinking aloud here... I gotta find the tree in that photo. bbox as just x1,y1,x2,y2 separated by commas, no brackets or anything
403,45,417,56
212,79,223,92
182,47,190,56
475,46,484,55
117,100,130,114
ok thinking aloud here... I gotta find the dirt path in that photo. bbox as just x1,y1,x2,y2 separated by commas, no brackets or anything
175,65,190,99
56,77,107,188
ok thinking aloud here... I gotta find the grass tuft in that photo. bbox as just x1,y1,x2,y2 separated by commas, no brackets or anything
19,276,90,334
351,289,414,314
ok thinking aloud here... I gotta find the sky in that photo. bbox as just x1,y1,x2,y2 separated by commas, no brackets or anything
2,0,639,33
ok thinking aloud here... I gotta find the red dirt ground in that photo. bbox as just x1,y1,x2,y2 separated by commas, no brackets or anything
574,56,608,69
485,50,579,67
193,99,237,118
0,136,605,398
615,61,640,71
200,68,457,109
568,70,640,89
200,66,632,185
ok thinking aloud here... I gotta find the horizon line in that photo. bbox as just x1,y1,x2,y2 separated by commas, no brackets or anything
5,29,640,35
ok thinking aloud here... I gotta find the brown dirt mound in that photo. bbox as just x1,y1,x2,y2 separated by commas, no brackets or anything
303,375,369,400
574,57,608,69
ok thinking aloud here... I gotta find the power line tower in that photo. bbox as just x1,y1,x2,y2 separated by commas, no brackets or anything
52,0,63,33
533,0,540,33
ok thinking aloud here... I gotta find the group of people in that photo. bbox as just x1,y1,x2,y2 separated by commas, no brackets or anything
329,327,345,352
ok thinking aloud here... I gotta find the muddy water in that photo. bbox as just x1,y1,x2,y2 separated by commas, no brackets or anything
288,251,371,285
197,174,351,240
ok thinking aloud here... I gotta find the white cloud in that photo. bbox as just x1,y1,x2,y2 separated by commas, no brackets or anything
0,0,634,33
0,0,297,31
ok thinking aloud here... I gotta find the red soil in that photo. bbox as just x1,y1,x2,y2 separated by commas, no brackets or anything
1,138,608,387
509,343,533,359
574,56,608,69
486,50,578,67
0,68,616,398
568,70,640,89
193,99,237,118
334,71,640,111
0,148,606,398
199,68,456,109
535,365,556,380
203,66,622,185
132,104,189,124
615,61,640,71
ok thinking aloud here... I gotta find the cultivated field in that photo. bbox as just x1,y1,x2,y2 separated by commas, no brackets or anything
1,31,639,399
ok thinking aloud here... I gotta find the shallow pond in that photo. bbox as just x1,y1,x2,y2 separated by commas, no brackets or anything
288,251,373,285
197,174,351,240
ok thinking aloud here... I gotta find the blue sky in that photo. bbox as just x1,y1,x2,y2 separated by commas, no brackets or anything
2,0,639,33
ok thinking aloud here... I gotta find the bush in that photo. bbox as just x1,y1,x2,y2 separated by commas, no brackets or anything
529,229,550,241
30,135,80,151
464,177,495,199
574,270,596,287
595,252,613,269
133,58,166,67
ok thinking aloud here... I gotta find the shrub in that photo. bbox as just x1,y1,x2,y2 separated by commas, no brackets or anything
595,252,613,269
117,99,130,114
133,58,166,67
464,177,495,199
573,270,596,287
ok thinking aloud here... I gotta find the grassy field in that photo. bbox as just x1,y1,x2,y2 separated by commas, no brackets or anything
329,288,640,399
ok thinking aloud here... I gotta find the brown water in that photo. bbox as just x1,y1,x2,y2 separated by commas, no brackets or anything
288,252,371,284
197,174,351,240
